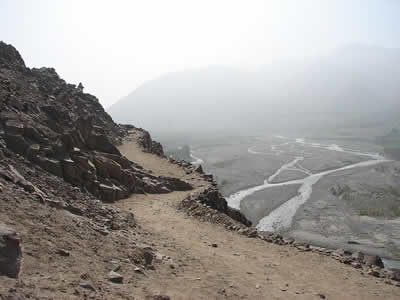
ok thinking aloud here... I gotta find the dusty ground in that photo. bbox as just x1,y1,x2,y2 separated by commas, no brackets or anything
116,138,400,300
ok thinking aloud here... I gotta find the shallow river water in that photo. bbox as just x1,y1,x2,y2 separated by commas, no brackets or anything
226,136,388,232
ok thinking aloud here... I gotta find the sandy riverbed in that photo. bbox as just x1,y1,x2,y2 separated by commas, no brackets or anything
193,135,400,259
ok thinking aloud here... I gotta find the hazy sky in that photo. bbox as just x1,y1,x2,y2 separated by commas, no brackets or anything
1,0,399,108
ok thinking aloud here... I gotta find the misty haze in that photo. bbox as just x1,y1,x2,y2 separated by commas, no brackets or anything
109,44,400,135
1,1,400,298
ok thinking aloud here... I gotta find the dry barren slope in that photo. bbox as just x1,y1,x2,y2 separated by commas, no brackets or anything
116,135,400,300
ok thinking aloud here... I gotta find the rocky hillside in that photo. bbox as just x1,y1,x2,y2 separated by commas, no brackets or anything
0,41,192,203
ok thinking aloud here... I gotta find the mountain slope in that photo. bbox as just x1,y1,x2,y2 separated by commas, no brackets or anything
109,45,400,135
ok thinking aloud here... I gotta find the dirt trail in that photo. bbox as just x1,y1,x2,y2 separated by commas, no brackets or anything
117,139,400,300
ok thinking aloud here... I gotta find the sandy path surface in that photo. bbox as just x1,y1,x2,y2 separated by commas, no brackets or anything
116,138,400,299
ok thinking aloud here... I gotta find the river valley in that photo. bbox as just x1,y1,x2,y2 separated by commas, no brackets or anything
189,135,400,261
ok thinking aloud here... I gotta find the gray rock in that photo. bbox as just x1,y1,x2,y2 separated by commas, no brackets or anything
387,269,400,282
367,268,380,277
4,120,24,135
5,164,36,193
98,183,120,202
364,255,384,268
151,295,171,300
108,270,123,283
340,256,353,264
194,165,204,174
62,159,80,184
56,248,70,257
86,132,120,155
351,251,364,262
79,282,96,292
26,144,40,160
4,134,29,155
351,261,362,269
0,223,22,278
332,248,352,256
37,157,63,177
143,250,153,266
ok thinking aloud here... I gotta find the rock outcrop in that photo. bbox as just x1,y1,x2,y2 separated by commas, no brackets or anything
179,187,251,227
136,128,164,156
0,41,189,202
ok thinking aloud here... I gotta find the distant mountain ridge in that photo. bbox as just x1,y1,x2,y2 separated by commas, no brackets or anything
109,45,400,135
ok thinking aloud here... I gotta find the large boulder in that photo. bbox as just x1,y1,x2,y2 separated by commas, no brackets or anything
226,207,252,227
86,133,120,155
37,157,63,177
187,188,251,227
161,177,192,191
194,165,204,174
101,152,132,169
61,130,86,151
0,223,22,278
26,144,40,161
98,183,121,202
137,129,164,156
151,141,164,156
23,125,46,143
4,134,30,156
62,158,81,185
93,155,123,180
4,120,24,135
197,188,227,211
71,153,97,181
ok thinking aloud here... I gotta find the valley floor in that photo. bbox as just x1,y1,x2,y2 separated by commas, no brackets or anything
115,138,400,299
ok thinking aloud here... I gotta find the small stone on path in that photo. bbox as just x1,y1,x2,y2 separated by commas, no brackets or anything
79,282,96,292
108,271,123,283
56,248,70,256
